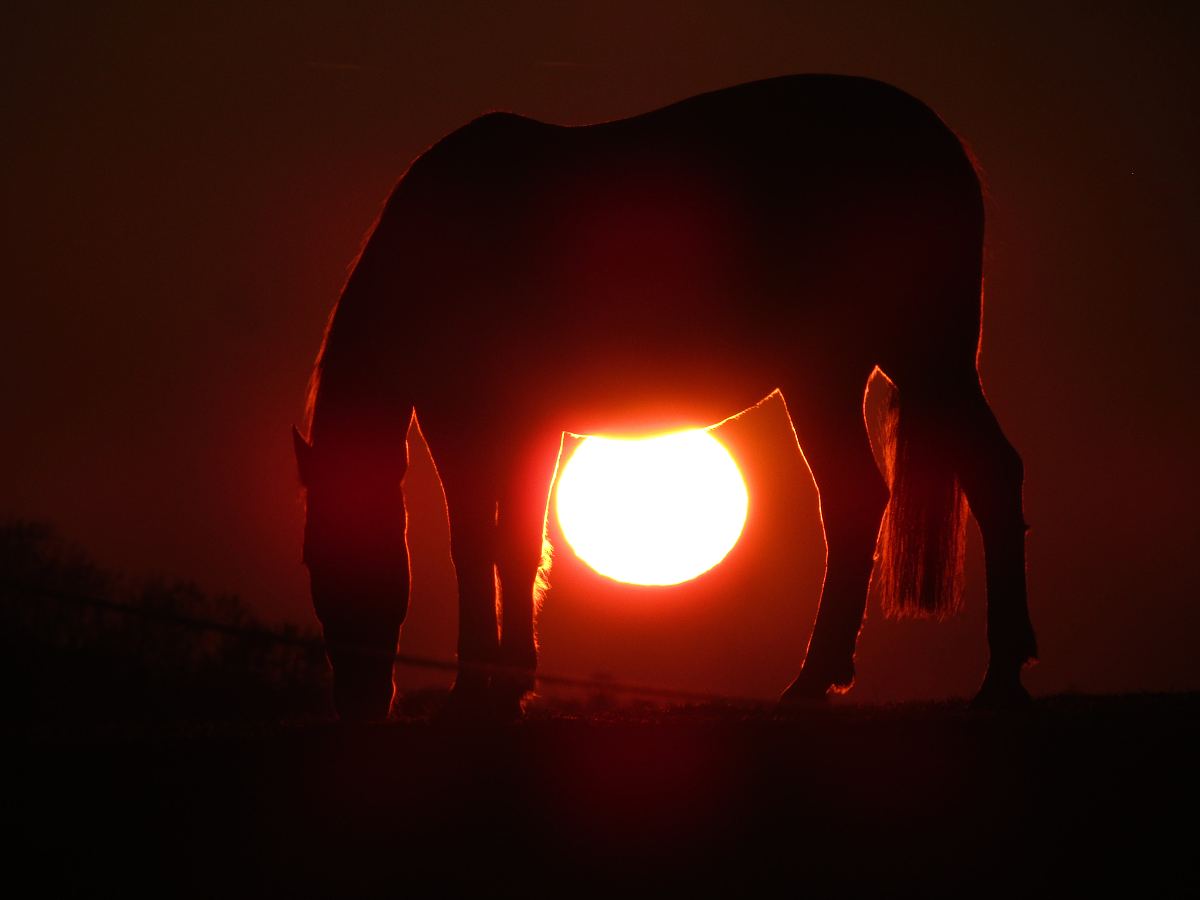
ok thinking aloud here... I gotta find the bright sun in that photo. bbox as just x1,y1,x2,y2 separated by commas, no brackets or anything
554,429,749,586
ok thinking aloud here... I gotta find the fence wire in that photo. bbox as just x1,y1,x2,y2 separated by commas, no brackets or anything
3,581,773,707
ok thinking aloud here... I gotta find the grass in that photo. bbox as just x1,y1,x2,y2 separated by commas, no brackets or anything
6,520,1196,893
10,690,1198,895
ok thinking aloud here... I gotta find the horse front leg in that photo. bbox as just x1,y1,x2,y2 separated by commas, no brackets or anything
493,434,564,718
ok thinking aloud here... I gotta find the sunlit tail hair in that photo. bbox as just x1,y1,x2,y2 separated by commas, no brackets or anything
876,385,969,618
534,533,554,608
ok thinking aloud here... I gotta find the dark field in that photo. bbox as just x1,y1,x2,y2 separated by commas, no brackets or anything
10,692,1198,896
6,523,1196,894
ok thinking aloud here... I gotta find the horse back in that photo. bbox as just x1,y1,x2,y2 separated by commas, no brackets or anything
338,75,985,434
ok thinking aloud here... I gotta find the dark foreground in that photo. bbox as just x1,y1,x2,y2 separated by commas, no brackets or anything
11,692,1198,896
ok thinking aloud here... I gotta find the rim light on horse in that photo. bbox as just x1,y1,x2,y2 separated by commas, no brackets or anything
294,74,1037,720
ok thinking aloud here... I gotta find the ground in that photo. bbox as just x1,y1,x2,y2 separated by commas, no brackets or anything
9,692,1197,895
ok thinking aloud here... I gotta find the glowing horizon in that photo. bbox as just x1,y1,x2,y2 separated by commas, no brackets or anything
554,429,749,586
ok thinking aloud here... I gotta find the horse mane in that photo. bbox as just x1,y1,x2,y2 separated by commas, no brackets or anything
303,190,400,440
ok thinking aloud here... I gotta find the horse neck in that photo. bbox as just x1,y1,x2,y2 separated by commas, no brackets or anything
307,354,410,489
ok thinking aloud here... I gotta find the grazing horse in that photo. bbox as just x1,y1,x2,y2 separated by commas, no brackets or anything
293,74,1037,720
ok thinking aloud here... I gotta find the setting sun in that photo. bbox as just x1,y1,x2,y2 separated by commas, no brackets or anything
554,429,749,586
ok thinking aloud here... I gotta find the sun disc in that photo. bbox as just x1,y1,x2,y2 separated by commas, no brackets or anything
555,430,749,586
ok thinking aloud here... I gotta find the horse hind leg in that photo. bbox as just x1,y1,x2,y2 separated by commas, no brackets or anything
780,378,890,703
439,470,502,712
886,363,1036,707
945,374,1037,708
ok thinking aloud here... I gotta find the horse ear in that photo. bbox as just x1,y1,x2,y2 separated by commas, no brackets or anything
292,425,313,486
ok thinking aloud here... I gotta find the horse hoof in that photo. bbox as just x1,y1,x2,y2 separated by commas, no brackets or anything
436,676,493,723
779,661,855,707
489,668,534,722
332,685,395,723
970,677,1033,711
489,686,528,723
334,702,392,723
779,684,830,706
779,673,835,707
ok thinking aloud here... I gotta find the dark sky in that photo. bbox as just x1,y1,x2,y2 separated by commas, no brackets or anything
5,1,1198,702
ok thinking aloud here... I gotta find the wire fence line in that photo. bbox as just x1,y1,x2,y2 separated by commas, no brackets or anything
2,580,772,707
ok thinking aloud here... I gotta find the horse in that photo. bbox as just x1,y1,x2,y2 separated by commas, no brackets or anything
292,74,1037,720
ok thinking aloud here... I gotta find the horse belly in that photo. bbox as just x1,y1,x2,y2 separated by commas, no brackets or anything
554,353,772,437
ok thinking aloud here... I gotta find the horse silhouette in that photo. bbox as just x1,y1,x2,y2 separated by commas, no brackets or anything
293,74,1037,720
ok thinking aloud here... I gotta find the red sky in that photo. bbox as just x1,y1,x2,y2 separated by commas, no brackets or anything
5,2,1198,702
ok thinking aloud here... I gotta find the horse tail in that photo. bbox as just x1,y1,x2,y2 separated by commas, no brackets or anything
876,381,969,619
